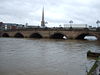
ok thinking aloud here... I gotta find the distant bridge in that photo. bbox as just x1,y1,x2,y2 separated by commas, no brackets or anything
0,28,100,40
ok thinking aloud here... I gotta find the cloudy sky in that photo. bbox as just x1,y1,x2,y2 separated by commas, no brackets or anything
0,0,100,27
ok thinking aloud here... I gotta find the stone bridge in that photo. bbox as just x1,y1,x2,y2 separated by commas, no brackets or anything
0,28,100,40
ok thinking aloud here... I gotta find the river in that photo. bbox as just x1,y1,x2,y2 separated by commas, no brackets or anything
0,38,100,75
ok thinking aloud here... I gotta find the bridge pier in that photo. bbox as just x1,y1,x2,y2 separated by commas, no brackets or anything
0,32,1,37
97,36,100,40
94,33,100,40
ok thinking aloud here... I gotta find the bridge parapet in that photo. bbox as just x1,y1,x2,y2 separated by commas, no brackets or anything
2,27,99,32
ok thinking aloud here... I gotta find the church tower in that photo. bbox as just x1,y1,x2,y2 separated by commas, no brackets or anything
41,7,45,27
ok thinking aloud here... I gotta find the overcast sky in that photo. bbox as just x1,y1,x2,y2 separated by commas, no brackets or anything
0,0,100,27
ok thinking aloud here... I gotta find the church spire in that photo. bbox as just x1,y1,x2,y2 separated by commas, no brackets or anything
41,7,45,27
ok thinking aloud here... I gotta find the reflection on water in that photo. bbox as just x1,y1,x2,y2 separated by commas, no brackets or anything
0,38,100,75
84,36,97,40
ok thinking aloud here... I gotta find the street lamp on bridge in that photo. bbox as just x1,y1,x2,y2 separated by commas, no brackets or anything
69,20,73,28
96,20,100,28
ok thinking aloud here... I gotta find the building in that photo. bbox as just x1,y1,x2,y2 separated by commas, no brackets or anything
0,22,25,30
0,22,5,30
64,24,88,28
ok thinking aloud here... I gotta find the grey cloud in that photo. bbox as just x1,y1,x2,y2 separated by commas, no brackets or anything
0,0,100,27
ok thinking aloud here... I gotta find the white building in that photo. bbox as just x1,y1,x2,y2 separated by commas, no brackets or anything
64,24,87,28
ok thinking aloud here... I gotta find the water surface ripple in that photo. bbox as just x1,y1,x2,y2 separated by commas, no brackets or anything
0,38,100,75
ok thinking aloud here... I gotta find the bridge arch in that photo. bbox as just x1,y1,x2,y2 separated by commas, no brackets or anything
50,33,67,39
29,33,43,38
76,33,97,40
14,33,24,38
2,33,9,37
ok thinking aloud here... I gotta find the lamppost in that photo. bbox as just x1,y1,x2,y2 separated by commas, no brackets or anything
96,20,100,28
69,20,73,28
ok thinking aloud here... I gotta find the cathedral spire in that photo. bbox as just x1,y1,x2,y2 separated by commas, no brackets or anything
41,7,45,27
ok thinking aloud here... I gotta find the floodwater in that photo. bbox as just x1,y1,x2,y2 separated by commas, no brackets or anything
0,38,100,75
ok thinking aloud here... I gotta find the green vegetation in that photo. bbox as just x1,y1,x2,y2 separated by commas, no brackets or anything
87,57,100,75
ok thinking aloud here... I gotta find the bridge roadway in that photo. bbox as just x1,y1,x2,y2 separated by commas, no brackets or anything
0,28,100,40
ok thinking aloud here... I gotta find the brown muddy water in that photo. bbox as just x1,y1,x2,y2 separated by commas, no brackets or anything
0,38,100,75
